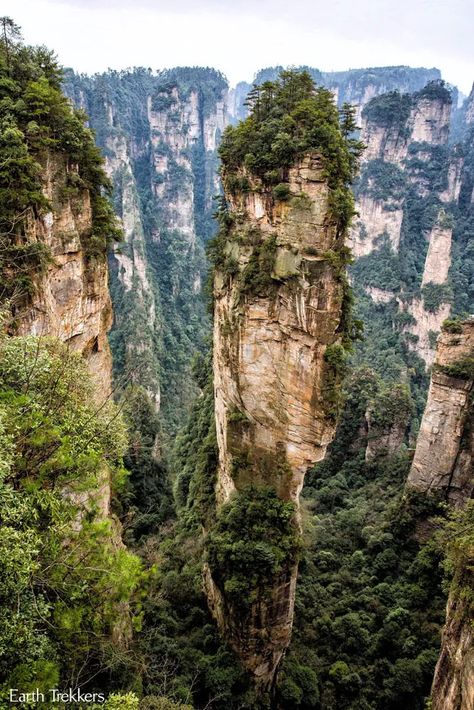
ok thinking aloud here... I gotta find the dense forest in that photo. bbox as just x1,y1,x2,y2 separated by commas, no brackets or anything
0,15,473,710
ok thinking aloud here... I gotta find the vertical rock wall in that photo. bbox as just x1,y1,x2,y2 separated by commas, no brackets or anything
407,319,473,506
351,83,455,366
13,151,113,402
407,320,474,710
206,154,346,689
64,68,228,433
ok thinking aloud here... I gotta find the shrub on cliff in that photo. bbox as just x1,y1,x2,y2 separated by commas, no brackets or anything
219,69,364,230
0,18,121,304
206,486,299,610
362,91,412,128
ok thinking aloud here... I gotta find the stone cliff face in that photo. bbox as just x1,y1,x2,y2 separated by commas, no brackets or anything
407,319,473,506
351,83,456,366
12,151,113,401
205,154,346,689
5,149,115,519
228,66,440,125
406,320,474,710
431,586,474,710
65,68,227,434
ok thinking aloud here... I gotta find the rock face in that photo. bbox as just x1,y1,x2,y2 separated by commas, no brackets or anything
5,150,115,519
365,409,408,461
408,321,474,710
352,82,456,366
229,66,440,126
407,319,474,506
64,68,227,433
206,154,346,689
13,152,113,401
431,587,474,710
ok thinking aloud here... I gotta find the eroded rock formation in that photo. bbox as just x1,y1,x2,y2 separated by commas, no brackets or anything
407,319,473,506
407,320,474,710
65,68,227,431
351,83,456,365
431,585,474,710
205,154,347,689
12,151,113,401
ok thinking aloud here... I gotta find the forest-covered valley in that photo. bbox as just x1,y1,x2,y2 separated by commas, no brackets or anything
0,14,473,710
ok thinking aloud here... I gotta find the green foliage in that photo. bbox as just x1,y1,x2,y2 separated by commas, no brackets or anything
140,698,194,710
368,382,413,430
219,70,363,231
441,318,463,334
441,501,474,608
0,334,144,695
120,385,174,542
172,351,218,528
421,282,452,313
272,182,291,200
362,91,412,128
322,343,350,419
414,80,452,103
152,67,227,118
436,356,474,380
0,22,121,306
103,692,140,709
280,370,446,709
239,234,279,297
357,160,406,202
206,487,299,610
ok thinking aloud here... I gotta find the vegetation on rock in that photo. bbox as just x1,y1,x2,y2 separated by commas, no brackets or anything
0,20,120,306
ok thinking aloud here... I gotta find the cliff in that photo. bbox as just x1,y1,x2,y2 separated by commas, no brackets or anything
64,68,227,436
0,30,142,694
431,579,474,710
407,319,473,506
405,320,473,709
212,155,345,505
206,155,346,690
11,151,113,402
203,72,359,692
351,81,457,367
228,65,440,124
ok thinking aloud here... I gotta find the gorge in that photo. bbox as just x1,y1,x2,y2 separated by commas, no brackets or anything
0,17,473,710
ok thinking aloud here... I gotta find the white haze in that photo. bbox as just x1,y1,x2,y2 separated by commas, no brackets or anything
2,0,473,93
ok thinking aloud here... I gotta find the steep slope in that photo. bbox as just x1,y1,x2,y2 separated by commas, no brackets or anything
64,67,227,437
203,71,361,692
407,319,474,506
403,319,474,710
352,81,474,386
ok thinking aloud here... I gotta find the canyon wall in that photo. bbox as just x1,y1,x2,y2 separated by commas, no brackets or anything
351,82,455,366
65,68,227,435
10,151,113,402
405,320,473,710
407,319,473,506
205,153,348,689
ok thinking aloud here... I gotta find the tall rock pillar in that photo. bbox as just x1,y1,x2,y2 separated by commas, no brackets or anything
205,153,348,689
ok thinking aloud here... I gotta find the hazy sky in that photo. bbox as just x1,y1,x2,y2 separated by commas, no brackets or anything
3,0,473,92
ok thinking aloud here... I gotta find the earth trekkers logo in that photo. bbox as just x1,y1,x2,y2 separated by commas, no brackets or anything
9,688,106,704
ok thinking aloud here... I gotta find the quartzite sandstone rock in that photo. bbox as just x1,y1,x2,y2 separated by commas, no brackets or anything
206,153,346,689
407,319,473,506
